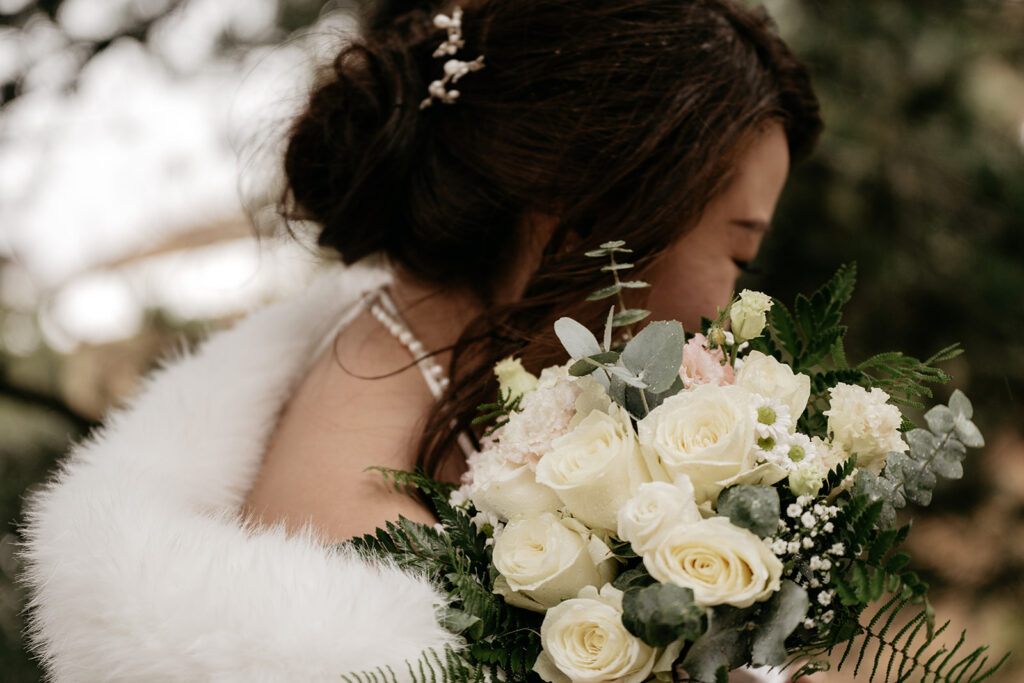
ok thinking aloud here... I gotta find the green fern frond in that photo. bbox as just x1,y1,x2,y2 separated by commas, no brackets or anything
341,647,493,683
366,466,457,504
790,595,1007,683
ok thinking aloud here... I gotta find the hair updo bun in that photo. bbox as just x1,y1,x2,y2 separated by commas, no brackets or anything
283,5,521,295
283,10,429,264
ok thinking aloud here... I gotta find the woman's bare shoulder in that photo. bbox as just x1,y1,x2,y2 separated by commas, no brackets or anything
242,311,438,543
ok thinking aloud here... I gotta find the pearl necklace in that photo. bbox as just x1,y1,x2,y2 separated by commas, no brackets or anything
368,288,451,400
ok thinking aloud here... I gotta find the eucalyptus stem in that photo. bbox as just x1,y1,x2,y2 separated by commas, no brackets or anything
609,250,634,341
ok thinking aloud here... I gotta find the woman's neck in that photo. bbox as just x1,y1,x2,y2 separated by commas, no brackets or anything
385,270,486,370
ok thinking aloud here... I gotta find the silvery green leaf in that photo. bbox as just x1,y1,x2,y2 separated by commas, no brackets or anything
554,317,601,359
601,263,635,272
717,486,781,538
854,469,900,528
931,440,966,479
682,605,753,683
622,583,706,647
599,240,627,249
585,248,610,258
924,405,955,435
948,389,974,420
888,450,936,506
644,375,685,413
620,280,651,289
750,582,809,667
954,417,984,448
608,364,648,388
440,608,481,635
905,428,938,456
621,321,685,393
612,308,651,327
609,373,627,406
586,284,622,301
568,352,620,377
603,306,615,352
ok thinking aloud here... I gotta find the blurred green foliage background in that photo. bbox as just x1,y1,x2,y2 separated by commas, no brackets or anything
1,0,1022,679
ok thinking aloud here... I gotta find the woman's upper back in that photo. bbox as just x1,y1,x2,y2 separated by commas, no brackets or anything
242,282,480,542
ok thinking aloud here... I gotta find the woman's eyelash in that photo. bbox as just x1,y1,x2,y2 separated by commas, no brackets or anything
733,259,763,275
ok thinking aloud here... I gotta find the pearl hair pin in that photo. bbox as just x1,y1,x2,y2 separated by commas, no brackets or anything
420,7,486,109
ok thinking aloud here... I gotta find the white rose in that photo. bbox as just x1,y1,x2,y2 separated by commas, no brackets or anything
824,383,907,474
533,584,681,683
730,289,773,342
494,356,539,400
616,477,702,554
492,514,616,612
467,454,564,522
644,517,783,608
736,351,811,423
537,404,650,531
638,384,785,505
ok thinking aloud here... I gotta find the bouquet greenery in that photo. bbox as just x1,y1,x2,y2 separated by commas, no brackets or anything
343,243,1005,683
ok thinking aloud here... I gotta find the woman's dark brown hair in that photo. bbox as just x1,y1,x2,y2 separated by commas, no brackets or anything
282,0,822,478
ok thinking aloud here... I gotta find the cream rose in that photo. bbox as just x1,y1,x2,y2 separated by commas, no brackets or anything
466,455,564,522
616,477,702,554
824,383,907,474
730,289,773,342
736,350,811,423
536,404,650,531
644,517,783,608
638,384,785,505
533,584,680,683
492,514,616,612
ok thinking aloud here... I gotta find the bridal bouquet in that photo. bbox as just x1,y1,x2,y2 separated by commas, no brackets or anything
345,244,1005,683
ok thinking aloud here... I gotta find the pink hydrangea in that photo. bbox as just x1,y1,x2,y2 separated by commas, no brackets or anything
680,333,735,388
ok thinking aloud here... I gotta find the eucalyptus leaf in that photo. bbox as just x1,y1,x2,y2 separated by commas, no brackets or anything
554,317,601,359
607,364,648,388
750,582,809,666
716,486,781,538
954,417,984,448
601,263,635,272
622,583,706,647
853,469,900,528
599,240,627,249
585,248,611,258
568,352,620,377
948,389,973,419
681,605,752,682
924,404,955,434
612,566,655,591
609,373,627,406
620,280,651,289
612,309,651,327
643,375,686,413
603,306,615,352
905,428,938,455
621,321,685,393
930,442,965,479
441,608,482,637
586,284,623,301
888,450,936,506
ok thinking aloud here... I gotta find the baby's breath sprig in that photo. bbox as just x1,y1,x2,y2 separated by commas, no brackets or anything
585,240,651,340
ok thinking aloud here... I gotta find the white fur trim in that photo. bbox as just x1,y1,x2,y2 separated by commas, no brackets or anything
20,264,461,682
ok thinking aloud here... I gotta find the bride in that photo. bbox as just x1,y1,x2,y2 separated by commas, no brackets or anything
21,0,822,680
